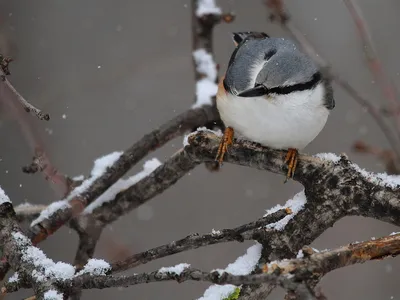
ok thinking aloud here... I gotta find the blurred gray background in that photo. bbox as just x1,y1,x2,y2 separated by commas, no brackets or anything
0,0,399,299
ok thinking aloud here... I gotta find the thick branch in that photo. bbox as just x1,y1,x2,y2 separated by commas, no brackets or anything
64,267,315,299
27,105,219,245
90,149,200,225
65,230,400,296
263,233,400,279
0,201,62,299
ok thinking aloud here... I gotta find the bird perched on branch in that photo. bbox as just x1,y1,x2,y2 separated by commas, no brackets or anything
215,32,335,181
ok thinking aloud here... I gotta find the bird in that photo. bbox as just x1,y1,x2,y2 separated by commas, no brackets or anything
215,32,335,181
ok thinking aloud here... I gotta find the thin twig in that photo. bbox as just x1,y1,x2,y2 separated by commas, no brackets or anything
343,0,400,116
111,208,289,273
0,55,49,121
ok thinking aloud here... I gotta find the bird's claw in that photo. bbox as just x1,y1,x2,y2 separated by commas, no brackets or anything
215,127,234,166
284,148,298,183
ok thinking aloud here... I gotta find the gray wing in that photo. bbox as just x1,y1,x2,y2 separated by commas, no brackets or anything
322,78,335,110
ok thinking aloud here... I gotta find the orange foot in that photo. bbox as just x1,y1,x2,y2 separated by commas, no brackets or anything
215,127,234,166
284,148,298,182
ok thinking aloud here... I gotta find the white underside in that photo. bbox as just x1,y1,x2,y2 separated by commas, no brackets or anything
216,84,329,150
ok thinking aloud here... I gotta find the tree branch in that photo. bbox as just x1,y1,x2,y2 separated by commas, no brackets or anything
27,105,219,245
64,266,316,300
62,233,400,299
0,191,63,299
110,208,289,273
0,55,49,121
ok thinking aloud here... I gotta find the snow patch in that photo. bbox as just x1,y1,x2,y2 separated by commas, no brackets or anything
314,152,341,163
192,49,218,109
12,232,75,282
30,201,70,227
75,259,111,276
159,263,190,275
0,186,11,205
196,0,222,16
43,290,63,300
296,249,304,259
31,151,123,226
264,190,307,231
198,243,261,300
84,158,162,213
183,127,222,146
352,163,400,189
8,272,19,283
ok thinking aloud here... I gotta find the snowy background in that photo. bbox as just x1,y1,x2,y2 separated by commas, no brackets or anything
0,0,400,299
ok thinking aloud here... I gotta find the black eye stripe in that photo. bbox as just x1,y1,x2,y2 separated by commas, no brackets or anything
264,49,277,61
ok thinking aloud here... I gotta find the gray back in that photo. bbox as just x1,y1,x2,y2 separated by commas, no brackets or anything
224,38,319,94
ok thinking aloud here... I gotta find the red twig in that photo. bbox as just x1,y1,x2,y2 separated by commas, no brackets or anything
343,0,400,131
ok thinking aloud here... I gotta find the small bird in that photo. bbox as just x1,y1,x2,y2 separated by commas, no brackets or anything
215,32,335,181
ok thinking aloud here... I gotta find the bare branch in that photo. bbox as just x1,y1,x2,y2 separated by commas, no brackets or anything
0,54,49,121
111,208,289,273
263,233,400,279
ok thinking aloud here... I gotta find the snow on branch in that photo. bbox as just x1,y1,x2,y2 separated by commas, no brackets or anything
192,49,219,109
199,243,262,300
26,104,219,245
0,186,11,205
264,190,307,231
0,194,64,298
191,0,233,110
196,0,222,17
83,158,161,214
31,151,122,227
111,208,289,273
59,233,400,299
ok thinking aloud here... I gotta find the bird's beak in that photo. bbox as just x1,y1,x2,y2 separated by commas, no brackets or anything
237,86,268,97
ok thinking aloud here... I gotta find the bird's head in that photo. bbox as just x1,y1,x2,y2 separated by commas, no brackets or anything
223,32,321,98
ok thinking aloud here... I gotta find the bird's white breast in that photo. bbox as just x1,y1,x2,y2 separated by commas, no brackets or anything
216,83,329,150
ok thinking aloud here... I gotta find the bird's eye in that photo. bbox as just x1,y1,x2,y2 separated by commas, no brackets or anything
264,49,277,61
